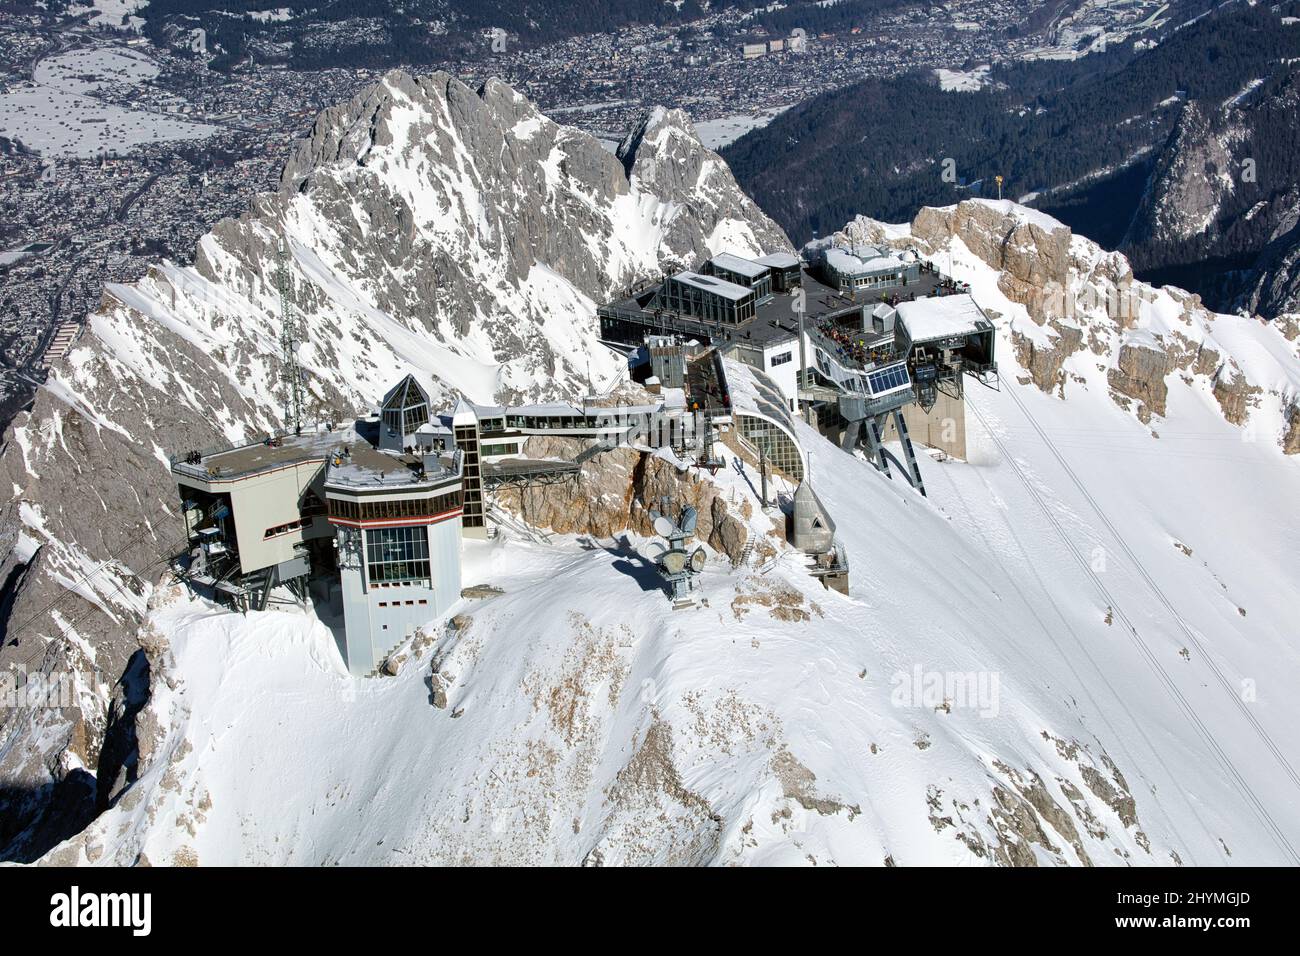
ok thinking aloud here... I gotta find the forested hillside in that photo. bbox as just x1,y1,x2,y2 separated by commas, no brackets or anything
723,2,1300,264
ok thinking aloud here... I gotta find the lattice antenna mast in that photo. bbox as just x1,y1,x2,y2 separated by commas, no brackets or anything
276,239,306,432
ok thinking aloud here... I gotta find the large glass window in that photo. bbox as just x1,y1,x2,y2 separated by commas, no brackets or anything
737,413,804,481
866,362,911,395
328,491,461,522
365,526,430,585
403,402,429,434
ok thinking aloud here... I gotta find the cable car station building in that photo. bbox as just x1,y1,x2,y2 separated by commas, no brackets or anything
597,246,998,483
171,244,997,674
171,360,806,673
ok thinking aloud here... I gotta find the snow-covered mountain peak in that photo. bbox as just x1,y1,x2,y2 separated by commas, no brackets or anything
4,79,1300,868
0,71,790,857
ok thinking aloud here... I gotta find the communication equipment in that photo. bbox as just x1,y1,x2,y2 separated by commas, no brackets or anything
646,497,706,604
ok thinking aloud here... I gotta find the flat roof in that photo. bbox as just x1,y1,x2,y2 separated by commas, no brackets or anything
709,251,769,279
754,252,801,268
175,427,346,481
896,294,988,342
326,435,459,490
669,270,754,302
824,247,906,277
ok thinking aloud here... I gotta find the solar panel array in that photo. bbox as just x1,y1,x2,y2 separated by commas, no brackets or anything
866,362,911,396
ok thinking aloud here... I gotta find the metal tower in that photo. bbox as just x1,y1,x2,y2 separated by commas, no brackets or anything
276,239,305,432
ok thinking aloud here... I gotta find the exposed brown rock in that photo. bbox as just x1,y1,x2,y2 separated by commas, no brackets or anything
1108,343,1174,421
493,437,749,562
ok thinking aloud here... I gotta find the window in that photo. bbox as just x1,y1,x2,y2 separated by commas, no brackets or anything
866,362,910,395
328,491,462,523
365,526,430,585
736,413,804,481
769,351,793,367
264,517,311,539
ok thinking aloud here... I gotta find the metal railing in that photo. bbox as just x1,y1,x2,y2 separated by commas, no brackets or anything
169,420,350,476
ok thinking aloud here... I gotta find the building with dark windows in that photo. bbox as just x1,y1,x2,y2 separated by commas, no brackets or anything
452,400,487,538
813,243,920,294
324,428,464,674
754,252,802,292
652,271,757,325
894,294,998,409
703,252,774,303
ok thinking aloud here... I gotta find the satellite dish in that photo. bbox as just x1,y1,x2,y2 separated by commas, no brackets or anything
690,547,706,573
653,515,676,539
680,506,698,535
662,550,687,574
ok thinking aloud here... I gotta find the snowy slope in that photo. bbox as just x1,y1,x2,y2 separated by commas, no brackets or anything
25,436,1159,867
40,279,1300,866
41,374,1300,865
7,74,1299,863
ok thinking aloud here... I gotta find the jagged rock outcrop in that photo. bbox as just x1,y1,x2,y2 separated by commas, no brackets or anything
1246,205,1300,320
833,199,1300,442
492,436,750,563
912,200,1076,305
1122,102,1238,265
1283,403,1300,454
0,70,789,860
1108,344,1174,423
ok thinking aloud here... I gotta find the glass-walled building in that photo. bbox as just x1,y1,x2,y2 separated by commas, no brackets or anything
379,374,433,451
754,252,802,292
653,271,757,326
721,357,807,482
704,252,774,303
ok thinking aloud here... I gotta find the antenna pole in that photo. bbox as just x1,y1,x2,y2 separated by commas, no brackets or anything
277,240,306,433
797,305,807,394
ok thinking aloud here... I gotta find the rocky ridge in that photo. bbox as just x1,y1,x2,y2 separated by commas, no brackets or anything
834,199,1300,446
0,71,790,861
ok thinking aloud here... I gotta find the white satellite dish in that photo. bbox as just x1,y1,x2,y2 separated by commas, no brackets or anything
653,515,676,539
690,547,706,573
662,550,687,574
680,506,698,535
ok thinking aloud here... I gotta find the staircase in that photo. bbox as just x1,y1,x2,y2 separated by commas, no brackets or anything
572,438,616,466
486,505,553,545
243,566,276,612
